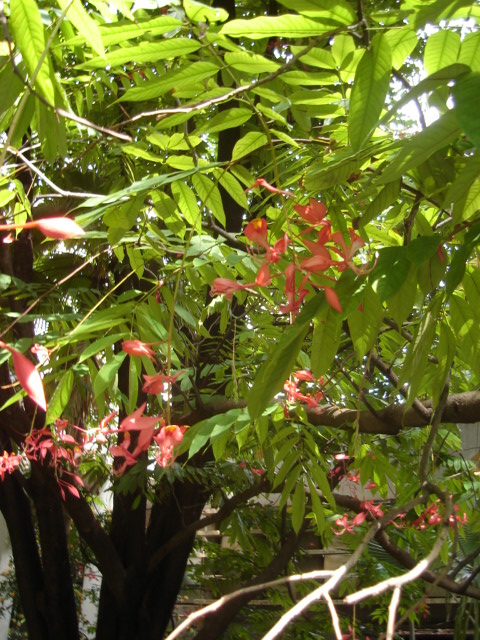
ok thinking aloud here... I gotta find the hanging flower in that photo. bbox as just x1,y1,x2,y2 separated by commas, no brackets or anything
0,341,46,411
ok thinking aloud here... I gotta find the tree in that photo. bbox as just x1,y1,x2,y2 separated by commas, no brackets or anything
0,0,480,637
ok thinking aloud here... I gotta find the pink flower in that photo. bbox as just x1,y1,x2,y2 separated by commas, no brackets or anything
333,514,355,536
331,229,373,275
244,218,270,250
255,263,272,286
300,249,335,273
279,263,308,315
118,403,162,457
0,451,21,480
352,511,367,526
360,500,384,519
33,217,85,239
294,370,316,382
0,341,46,411
248,178,294,199
293,199,327,225
142,371,183,394
267,233,289,263
210,278,249,300
0,217,84,239
323,286,342,313
122,340,156,361
153,425,187,468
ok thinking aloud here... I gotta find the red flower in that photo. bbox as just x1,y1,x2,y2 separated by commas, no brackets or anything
0,340,46,411
143,371,183,394
255,263,272,286
293,198,327,225
0,217,85,239
248,178,294,199
118,403,162,458
333,514,355,536
279,263,308,315
122,340,157,361
0,451,21,480
153,425,187,468
360,500,384,518
210,277,249,300
244,218,269,249
323,286,342,313
293,370,316,382
331,229,373,274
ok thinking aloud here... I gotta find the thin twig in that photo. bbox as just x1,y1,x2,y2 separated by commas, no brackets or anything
386,586,401,640
4,146,104,199
260,521,382,640
324,591,343,640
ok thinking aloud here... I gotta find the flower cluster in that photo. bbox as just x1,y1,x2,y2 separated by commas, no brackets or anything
284,369,324,409
210,181,373,317
412,500,467,530
0,451,21,480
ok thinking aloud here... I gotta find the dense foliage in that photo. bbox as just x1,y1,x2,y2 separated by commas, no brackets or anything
1,0,480,638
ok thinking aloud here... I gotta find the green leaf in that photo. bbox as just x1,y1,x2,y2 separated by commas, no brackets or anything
291,481,306,533
195,108,252,135
171,180,201,231
398,293,443,406
183,0,229,23
446,219,480,295
444,151,480,221
120,61,219,102
384,26,417,70
232,132,268,161
311,303,341,378
306,475,326,533
431,323,456,406
458,31,480,72
219,15,342,39
57,0,104,58
452,72,480,146
45,370,74,425
379,111,461,184
78,333,125,363
78,39,201,70
277,462,302,506
331,33,355,67
360,179,400,228
192,174,225,227
349,34,392,152
424,30,460,75
406,234,442,265
370,247,410,301
348,286,383,358
309,459,335,509
248,294,324,419
224,51,280,74
213,169,249,209
10,0,55,103
449,294,480,378
275,0,356,24
290,45,336,69
93,352,127,400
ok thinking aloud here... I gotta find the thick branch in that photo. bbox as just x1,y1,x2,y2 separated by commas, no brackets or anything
305,391,480,435
194,391,480,435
